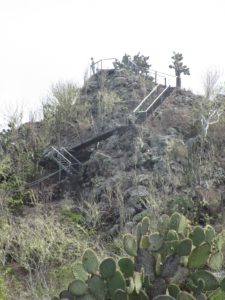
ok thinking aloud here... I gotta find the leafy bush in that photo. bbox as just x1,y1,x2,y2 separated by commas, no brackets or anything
42,81,91,145
95,90,122,125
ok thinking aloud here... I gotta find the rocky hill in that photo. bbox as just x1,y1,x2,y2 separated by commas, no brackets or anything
34,69,225,232
1,68,225,299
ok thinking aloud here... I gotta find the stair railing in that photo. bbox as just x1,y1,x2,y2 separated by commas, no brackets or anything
139,85,170,113
90,58,116,76
26,170,61,188
47,146,73,174
149,69,176,86
60,147,82,166
133,84,159,113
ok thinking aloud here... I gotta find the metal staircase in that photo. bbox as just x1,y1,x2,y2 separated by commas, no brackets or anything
133,84,160,113
60,147,82,169
133,84,173,117
26,67,176,189
25,146,83,188
45,146,82,175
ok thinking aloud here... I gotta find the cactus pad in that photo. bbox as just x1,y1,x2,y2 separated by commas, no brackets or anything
177,291,195,299
126,277,135,294
141,235,150,249
189,226,205,247
99,257,116,279
59,290,74,300
141,216,150,235
153,296,176,300
168,284,180,298
191,270,219,291
88,275,107,299
204,225,216,243
76,294,97,300
188,243,210,269
157,214,170,235
160,240,178,259
68,279,88,296
72,262,88,282
208,289,225,299
123,234,137,256
176,239,192,256
112,289,128,300
82,249,99,274
136,223,142,247
107,270,126,297
134,271,142,293
220,277,225,291
149,232,164,251
166,230,179,241
208,251,223,270
170,213,188,234
118,257,134,278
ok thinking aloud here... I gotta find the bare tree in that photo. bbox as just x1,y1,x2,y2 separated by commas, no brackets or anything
202,67,222,100
201,108,223,137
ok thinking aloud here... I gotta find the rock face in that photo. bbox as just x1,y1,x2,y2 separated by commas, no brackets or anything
82,69,155,113
66,71,225,228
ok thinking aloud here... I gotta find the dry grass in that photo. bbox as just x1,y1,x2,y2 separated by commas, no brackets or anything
0,194,102,299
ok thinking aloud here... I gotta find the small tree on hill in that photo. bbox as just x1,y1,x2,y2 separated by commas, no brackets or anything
169,52,190,88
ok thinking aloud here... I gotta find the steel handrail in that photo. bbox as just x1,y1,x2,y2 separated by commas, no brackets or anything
149,69,176,78
60,147,82,165
50,146,72,166
94,58,116,65
133,84,159,113
139,86,170,113
26,170,61,188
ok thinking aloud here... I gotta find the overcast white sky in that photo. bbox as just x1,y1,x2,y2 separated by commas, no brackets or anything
0,0,225,127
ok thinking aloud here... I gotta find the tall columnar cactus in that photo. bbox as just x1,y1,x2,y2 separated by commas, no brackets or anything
54,212,225,300
169,52,190,89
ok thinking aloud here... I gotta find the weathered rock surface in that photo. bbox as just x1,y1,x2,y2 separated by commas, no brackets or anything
39,70,225,229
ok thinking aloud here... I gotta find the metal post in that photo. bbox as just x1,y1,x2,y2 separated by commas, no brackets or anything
164,77,167,87
58,165,62,182
155,71,157,84
58,152,62,182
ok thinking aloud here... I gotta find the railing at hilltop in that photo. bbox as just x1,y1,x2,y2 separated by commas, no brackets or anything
90,58,116,76
89,58,176,87
148,69,176,87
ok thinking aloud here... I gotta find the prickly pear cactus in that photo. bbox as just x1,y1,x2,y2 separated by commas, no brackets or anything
54,212,225,300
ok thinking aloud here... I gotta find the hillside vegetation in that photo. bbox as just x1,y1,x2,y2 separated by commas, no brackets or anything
0,61,225,299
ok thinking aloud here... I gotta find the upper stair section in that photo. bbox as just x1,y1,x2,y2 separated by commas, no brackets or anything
133,84,174,117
